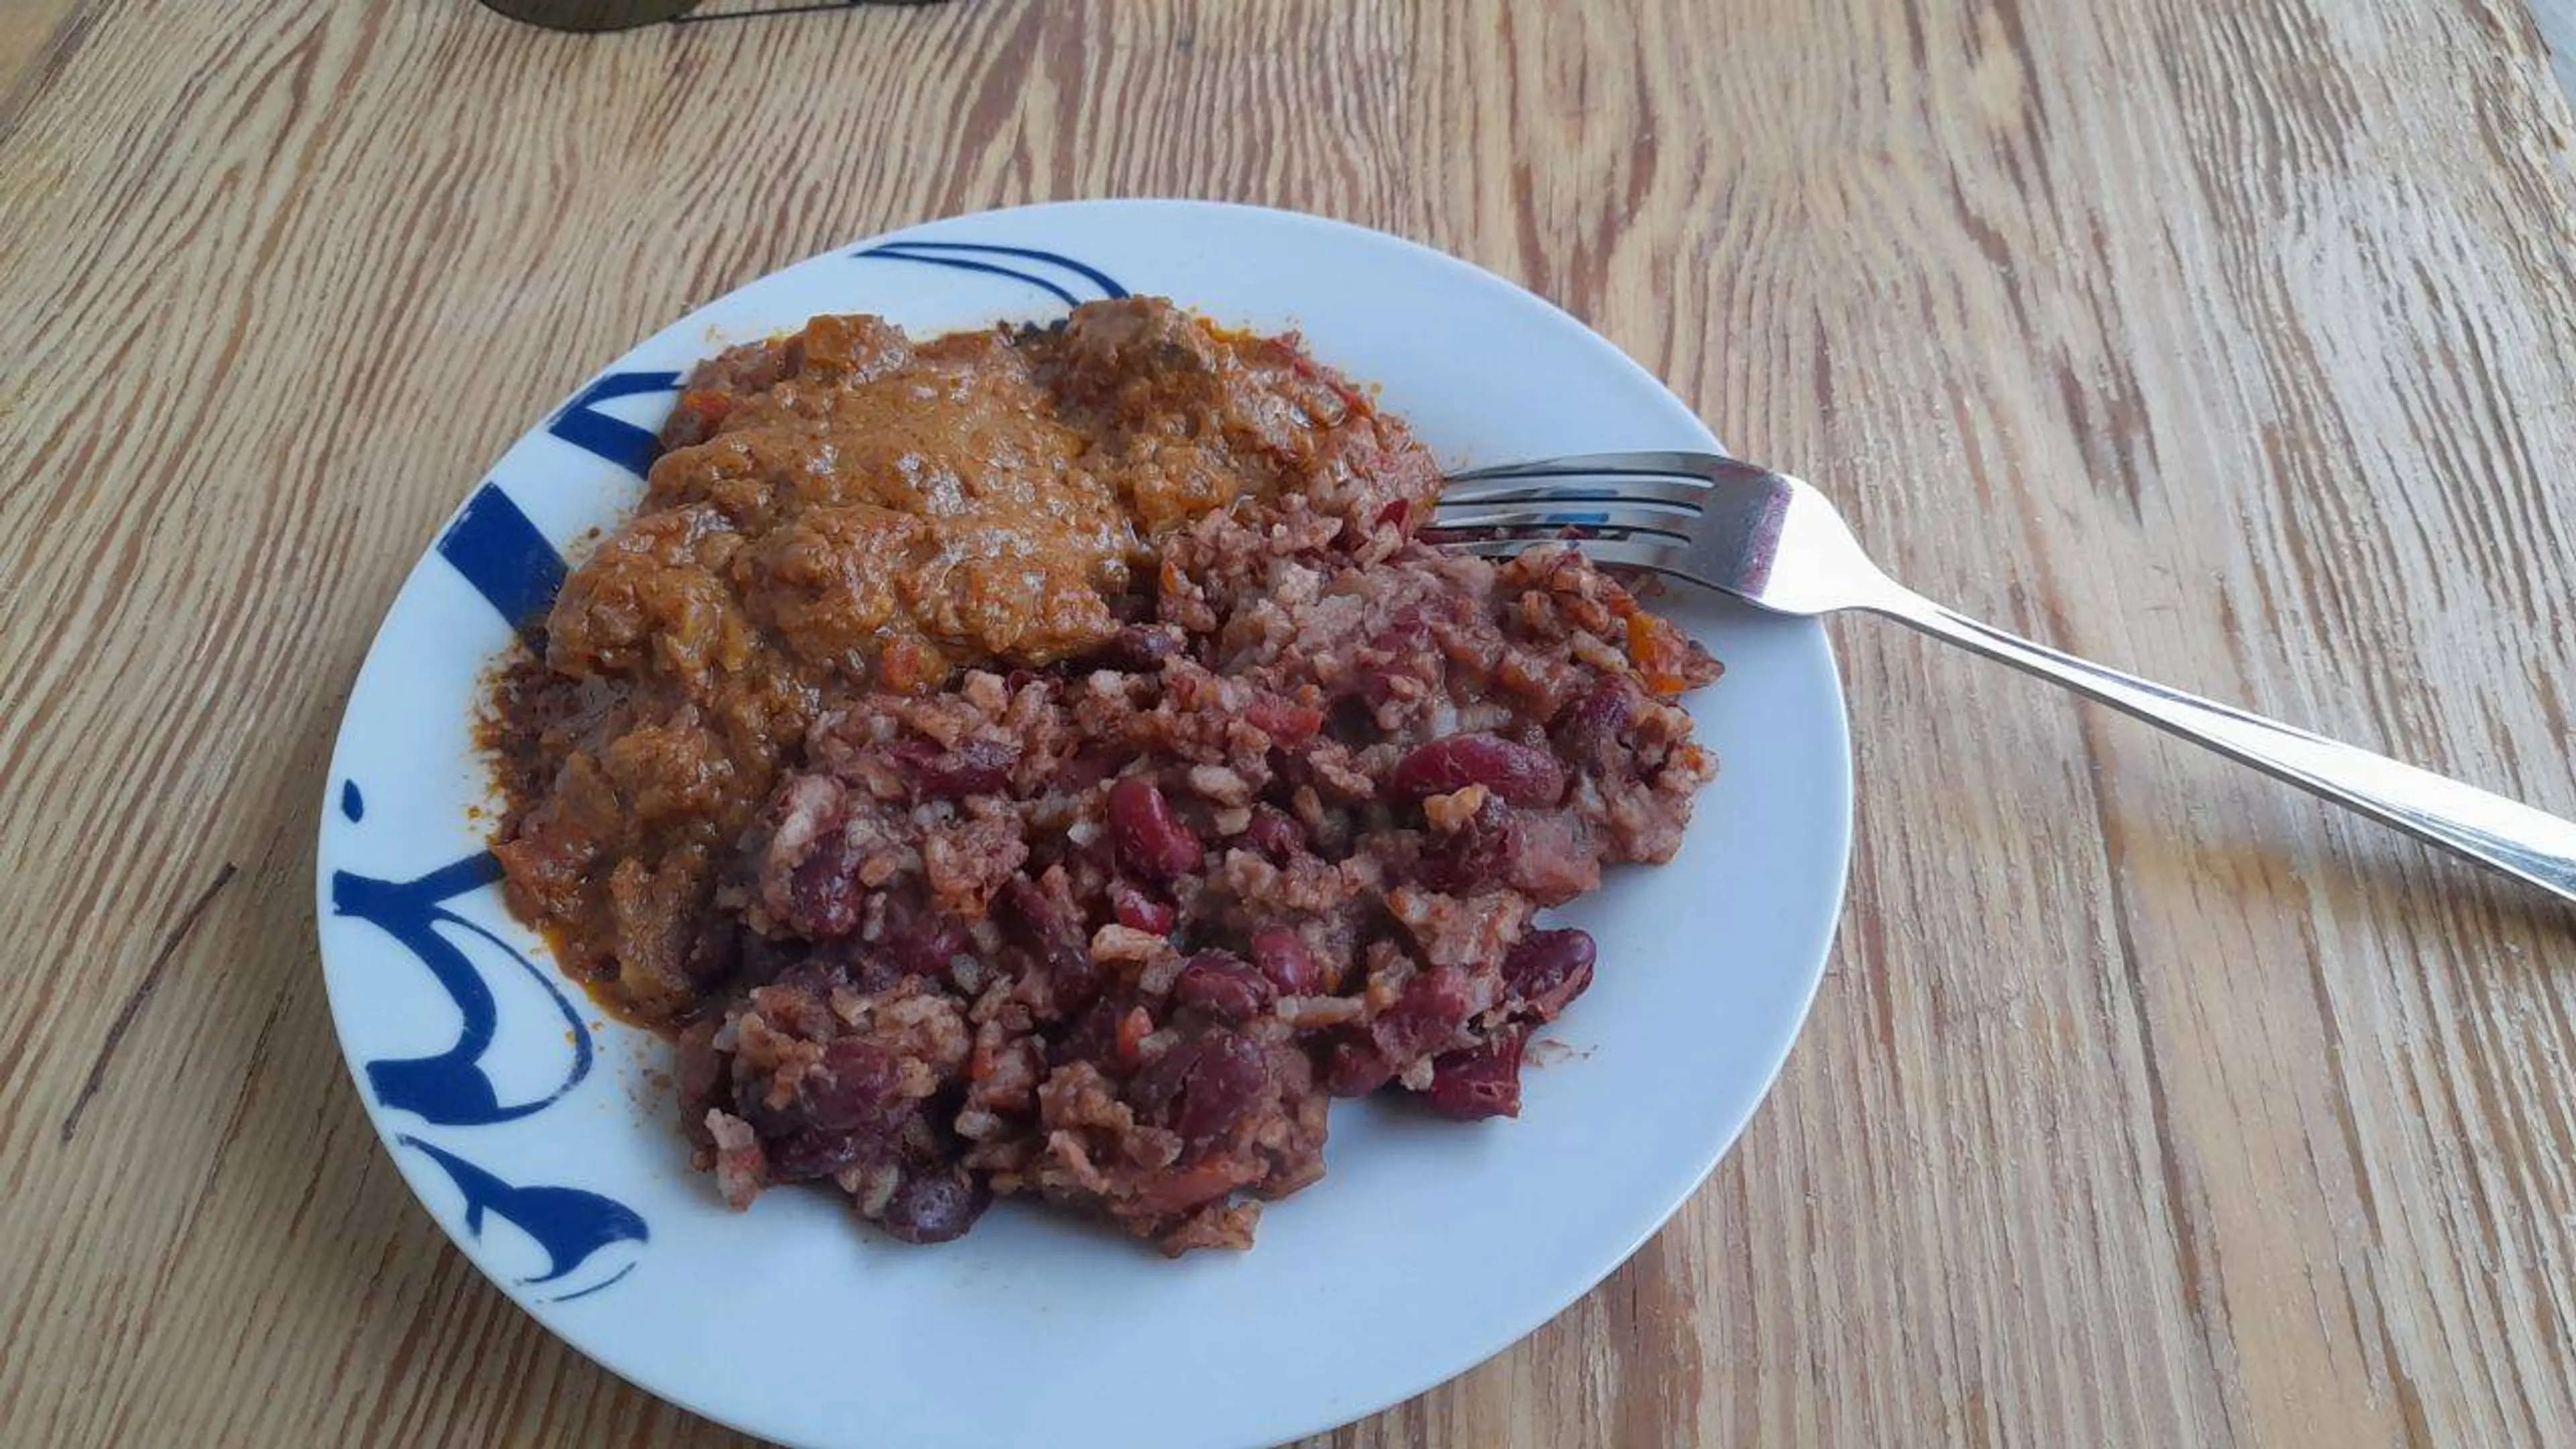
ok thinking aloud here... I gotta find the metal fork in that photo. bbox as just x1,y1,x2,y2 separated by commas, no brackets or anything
1434,450,2576,908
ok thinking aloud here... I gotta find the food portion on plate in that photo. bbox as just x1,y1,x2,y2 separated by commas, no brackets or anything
484,297,1721,1253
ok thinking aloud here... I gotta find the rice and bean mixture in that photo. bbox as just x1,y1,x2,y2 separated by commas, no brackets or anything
487,298,1719,1252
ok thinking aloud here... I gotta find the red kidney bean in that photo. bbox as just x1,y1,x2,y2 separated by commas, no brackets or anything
1246,927,1323,996
1055,744,1122,794
802,1036,907,1134
1501,928,1596,1024
909,737,1020,799
1424,1031,1527,1120
1050,953,1104,1018
1416,796,1521,893
1000,877,1100,1014
1134,1028,1270,1155
1094,623,1182,672
1130,1044,1203,1119
1107,775,1203,880
765,1126,876,1183
879,1167,989,1244
1056,996,1130,1069
1241,806,1306,864
1373,965,1474,1061
999,877,1079,953
1551,676,1636,768
761,963,849,1019
875,886,965,979
1391,733,1567,807
784,836,861,938
1111,880,1177,935
1322,1038,1397,1097
817,943,902,997
1173,952,1276,1024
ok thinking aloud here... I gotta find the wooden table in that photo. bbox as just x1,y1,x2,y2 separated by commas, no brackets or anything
7,1,2575,1444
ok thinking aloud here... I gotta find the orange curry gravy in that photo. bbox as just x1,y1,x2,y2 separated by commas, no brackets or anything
485,299,1437,1024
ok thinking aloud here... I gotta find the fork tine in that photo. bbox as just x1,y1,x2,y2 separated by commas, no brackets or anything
1431,449,1764,586
1443,449,1731,484
1437,533,1684,574
1424,503,1698,543
1435,474,1710,513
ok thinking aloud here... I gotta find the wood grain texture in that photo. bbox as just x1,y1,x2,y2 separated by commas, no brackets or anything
5,1,2575,1444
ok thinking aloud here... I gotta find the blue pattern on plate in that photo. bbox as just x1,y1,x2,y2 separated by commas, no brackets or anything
332,238,1128,1303
331,852,592,1124
400,1135,648,1302
435,485,568,644
853,239,1130,305
547,370,682,477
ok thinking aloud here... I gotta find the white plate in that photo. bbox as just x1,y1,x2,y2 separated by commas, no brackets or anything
316,200,1851,1449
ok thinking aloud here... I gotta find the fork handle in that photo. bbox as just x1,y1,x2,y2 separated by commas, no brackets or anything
1874,591,2576,908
